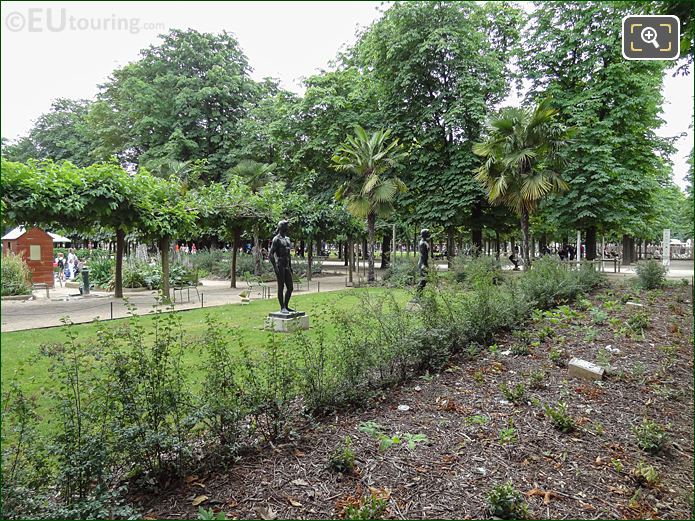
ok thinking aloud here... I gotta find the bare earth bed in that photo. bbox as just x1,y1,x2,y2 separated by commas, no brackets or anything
138,283,694,520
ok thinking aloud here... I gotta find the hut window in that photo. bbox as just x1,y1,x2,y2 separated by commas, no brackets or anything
29,245,41,260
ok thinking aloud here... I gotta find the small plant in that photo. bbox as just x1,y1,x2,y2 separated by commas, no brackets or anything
498,419,517,445
596,347,612,370
378,435,401,453
549,347,565,367
611,458,623,473
358,421,388,438
602,299,621,312
499,382,526,404
528,369,546,390
487,481,529,519
632,418,668,454
635,260,667,290
658,345,678,369
590,307,608,325
198,507,228,520
488,344,500,356
328,436,356,474
1,251,32,296
511,343,530,356
627,310,650,332
537,325,554,342
344,494,388,520
633,461,660,487
584,326,599,343
473,369,485,384
401,433,428,450
465,415,489,426
544,401,575,433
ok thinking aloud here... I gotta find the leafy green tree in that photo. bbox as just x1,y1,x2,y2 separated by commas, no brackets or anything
473,99,571,269
2,99,98,166
351,1,524,242
333,126,408,282
133,172,197,299
95,29,256,177
523,1,673,260
224,160,277,275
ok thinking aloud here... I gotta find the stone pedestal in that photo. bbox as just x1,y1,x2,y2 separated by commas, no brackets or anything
265,311,310,332
568,357,605,381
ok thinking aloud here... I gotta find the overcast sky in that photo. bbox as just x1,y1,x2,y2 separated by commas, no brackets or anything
2,1,692,188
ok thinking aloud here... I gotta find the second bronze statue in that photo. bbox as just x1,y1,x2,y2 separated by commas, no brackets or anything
268,220,295,313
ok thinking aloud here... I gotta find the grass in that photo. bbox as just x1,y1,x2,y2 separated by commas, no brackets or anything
1,288,408,424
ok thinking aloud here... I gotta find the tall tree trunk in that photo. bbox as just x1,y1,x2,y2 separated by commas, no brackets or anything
160,236,171,301
348,237,354,283
380,234,390,269
253,225,262,276
307,239,313,282
520,209,531,271
472,229,483,256
622,234,632,265
338,241,342,260
447,226,455,268
344,241,348,266
114,228,125,298
367,212,376,283
495,230,500,260
586,225,597,260
230,227,240,288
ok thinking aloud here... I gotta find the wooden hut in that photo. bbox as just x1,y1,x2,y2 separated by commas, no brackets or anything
2,226,56,287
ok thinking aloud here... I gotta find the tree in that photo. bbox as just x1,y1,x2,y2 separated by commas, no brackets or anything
224,160,277,275
333,126,408,282
523,2,673,260
95,29,256,176
133,172,197,299
351,1,524,240
2,99,98,166
473,99,572,269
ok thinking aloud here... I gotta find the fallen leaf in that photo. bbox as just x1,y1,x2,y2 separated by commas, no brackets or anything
580,501,596,511
288,498,303,507
368,486,391,501
293,449,305,457
595,456,603,465
185,475,198,483
192,495,209,506
291,478,310,486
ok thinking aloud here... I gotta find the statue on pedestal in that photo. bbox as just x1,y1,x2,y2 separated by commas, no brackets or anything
269,220,295,313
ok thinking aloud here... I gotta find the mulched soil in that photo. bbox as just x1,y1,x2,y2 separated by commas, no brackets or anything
138,283,694,520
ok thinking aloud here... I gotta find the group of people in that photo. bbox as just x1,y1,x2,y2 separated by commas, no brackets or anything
55,249,82,284
175,243,198,254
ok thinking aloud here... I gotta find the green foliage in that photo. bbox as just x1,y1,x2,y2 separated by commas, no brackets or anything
499,382,526,404
549,347,565,366
498,419,517,445
197,507,228,520
627,310,650,332
381,256,419,287
487,481,529,519
634,461,660,487
344,494,388,520
328,436,356,474
544,402,575,433
1,252,32,296
528,369,547,390
635,260,667,290
86,255,115,288
451,255,503,286
519,257,604,309
633,418,669,454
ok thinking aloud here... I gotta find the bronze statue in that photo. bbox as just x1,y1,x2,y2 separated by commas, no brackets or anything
417,228,430,293
269,220,295,313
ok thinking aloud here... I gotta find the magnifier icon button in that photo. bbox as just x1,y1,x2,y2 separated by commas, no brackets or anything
641,26,660,48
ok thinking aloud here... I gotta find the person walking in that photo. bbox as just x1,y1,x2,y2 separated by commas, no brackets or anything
509,245,520,270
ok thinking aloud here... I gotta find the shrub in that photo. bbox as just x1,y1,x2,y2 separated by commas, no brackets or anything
487,481,528,519
635,260,667,290
1,252,32,296
499,382,526,404
632,418,668,454
381,256,419,287
328,436,356,474
627,310,650,332
451,255,503,286
86,255,115,288
528,369,547,390
544,401,575,433
633,461,660,487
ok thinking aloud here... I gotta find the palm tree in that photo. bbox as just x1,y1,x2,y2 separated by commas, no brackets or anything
225,160,276,276
333,126,407,283
473,99,571,270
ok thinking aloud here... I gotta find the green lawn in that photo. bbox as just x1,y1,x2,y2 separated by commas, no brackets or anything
1,287,408,415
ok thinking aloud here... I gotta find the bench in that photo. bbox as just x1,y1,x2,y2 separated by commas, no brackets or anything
172,283,200,303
